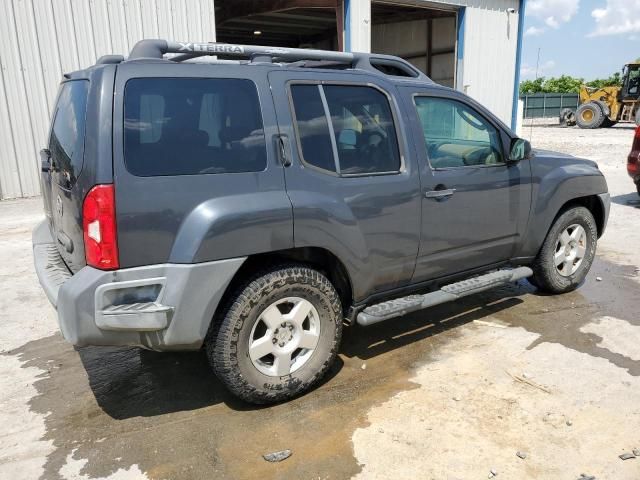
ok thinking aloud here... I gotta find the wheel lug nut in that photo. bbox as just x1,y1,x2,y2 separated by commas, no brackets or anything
288,325,294,330
279,342,285,347
272,338,277,344
281,322,286,328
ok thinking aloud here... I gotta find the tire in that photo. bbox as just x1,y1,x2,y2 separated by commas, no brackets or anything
559,108,576,126
531,206,598,294
576,102,606,129
593,100,616,127
207,265,343,404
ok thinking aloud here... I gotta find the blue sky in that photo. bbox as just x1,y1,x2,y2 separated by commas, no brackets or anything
522,0,640,80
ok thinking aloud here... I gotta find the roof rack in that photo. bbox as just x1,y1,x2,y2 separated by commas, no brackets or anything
128,39,432,81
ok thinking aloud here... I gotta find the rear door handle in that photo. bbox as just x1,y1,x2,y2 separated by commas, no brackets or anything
275,134,292,167
425,188,456,199
40,148,51,173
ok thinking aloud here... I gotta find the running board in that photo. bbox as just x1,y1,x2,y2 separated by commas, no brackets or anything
356,267,533,327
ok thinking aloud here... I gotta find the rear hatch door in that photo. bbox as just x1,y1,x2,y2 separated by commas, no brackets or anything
44,79,90,272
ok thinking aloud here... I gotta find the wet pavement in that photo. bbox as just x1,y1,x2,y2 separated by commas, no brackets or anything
5,254,638,480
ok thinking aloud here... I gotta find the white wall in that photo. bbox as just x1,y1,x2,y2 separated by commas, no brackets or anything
458,0,520,125
0,0,216,199
347,0,371,53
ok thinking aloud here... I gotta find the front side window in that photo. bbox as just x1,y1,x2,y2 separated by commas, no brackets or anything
124,78,266,176
49,80,89,187
414,97,504,169
290,83,401,175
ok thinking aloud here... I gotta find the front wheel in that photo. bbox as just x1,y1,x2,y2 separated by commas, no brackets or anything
576,102,605,129
531,206,598,294
207,265,343,404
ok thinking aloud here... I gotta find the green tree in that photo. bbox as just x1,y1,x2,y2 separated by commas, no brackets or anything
543,75,584,93
585,72,622,89
520,77,545,94
520,71,624,94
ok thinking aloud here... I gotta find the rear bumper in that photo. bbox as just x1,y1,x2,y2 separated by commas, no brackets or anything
32,220,245,350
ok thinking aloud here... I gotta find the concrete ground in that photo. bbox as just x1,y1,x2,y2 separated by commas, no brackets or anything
1,125,640,480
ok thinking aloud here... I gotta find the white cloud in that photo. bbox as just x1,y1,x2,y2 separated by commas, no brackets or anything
520,60,556,78
590,0,640,37
525,26,546,36
528,0,580,28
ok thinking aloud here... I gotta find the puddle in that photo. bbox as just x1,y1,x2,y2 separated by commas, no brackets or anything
5,255,638,479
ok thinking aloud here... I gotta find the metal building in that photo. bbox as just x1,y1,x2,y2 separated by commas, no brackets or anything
0,0,524,200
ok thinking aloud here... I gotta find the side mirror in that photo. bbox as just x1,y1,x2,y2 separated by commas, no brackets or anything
509,138,532,162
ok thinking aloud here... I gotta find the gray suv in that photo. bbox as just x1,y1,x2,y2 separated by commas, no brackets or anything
34,40,610,404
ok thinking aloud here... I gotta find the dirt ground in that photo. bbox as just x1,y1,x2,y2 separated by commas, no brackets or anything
1,125,640,480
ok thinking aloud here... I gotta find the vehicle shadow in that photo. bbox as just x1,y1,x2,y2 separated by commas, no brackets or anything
76,342,346,417
77,282,529,419
341,284,526,361
611,192,640,208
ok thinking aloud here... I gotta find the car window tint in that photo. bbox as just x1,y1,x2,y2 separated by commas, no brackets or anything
414,97,504,168
323,85,401,174
49,80,89,187
290,84,336,173
124,78,266,176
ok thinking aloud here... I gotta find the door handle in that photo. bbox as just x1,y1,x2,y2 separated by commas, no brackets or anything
425,188,456,199
275,134,292,167
40,148,51,173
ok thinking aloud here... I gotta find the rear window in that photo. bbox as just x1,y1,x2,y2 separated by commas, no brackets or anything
49,80,89,187
124,78,267,176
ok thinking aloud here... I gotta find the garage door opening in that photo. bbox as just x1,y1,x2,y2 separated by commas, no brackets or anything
215,1,343,51
371,2,457,87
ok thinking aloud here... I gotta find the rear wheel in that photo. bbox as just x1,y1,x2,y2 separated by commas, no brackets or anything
208,265,342,404
576,102,605,129
531,206,597,293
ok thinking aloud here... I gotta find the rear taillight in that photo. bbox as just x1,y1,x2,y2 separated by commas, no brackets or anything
83,184,119,270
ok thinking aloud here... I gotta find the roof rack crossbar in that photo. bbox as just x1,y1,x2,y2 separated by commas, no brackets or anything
128,39,432,82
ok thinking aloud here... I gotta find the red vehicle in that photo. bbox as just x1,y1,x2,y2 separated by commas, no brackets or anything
629,126,640,196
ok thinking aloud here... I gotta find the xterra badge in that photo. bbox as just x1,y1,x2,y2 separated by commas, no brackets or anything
178,42,245,54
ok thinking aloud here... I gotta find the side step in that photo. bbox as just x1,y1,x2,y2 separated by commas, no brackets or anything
356,267,532,327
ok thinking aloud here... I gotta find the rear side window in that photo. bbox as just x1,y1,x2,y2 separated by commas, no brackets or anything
49,80,89,187
290,83,401,175
324,85,401,174
290,85,337,172
124,78,266,176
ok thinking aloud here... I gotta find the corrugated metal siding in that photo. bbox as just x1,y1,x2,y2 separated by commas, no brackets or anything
0,0,216,199
460,0,519,124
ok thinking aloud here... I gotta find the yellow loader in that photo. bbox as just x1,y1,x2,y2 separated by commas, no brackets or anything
568,63,640,129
